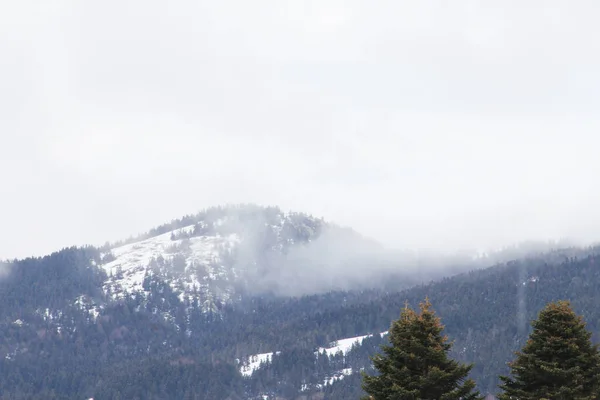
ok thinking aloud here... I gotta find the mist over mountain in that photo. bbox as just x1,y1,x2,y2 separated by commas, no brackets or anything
92,204,511,302
5,1,600,398
90,204,579,300
98,204,396,301
2,204,600,398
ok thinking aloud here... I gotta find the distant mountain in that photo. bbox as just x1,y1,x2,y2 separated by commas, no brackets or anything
1,204,600,398
98,204,385,307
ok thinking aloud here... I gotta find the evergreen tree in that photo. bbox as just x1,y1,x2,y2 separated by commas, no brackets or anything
498,300,600,400
361,298,482,400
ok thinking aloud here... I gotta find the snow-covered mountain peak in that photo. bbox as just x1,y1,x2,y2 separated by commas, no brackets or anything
95,205,340,311
100,225,240,301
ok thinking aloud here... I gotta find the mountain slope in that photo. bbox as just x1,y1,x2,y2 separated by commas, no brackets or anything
234,249,600,397
98,204,387,308
3,205,600,398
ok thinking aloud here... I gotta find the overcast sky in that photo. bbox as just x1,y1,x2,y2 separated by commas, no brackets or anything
2,1,600,259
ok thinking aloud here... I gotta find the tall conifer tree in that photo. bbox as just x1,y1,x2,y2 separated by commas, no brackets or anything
361,298,482,399
499,300,600,400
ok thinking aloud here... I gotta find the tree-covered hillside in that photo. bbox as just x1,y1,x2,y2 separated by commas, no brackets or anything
2,206,600,398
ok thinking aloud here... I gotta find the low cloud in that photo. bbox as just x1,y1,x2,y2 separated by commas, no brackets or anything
3,1,600,259
0,262,13,281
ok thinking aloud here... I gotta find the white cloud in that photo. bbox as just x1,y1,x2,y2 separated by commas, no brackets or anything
2,1,600,258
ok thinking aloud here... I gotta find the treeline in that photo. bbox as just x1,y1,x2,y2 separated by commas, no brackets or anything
99,204,325,250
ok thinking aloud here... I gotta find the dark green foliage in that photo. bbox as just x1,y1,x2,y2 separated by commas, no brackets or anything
0,246,105,314
362,299,482,400
5,211,600,398
324,372,368,399
498,300,600,400
0,248,597,398
94,358,245,400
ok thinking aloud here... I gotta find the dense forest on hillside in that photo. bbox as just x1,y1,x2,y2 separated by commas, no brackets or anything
1,239,600,398
1,206,600,399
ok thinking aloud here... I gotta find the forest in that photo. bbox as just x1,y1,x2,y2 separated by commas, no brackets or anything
1,209,600,398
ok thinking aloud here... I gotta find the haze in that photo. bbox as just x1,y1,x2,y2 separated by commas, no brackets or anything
2,1,600,259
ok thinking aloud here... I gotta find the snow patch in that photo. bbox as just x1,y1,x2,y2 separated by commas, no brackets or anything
522,276,540,286
241,331,390,378
318,334,374,357
74,295,102,320
100,225,240,301
37,308,63,322
240,352,281,377
323,367,353,386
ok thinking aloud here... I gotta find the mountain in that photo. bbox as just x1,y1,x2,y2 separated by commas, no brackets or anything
1,204,600,399
99,204,396,301
238,246,600,397
0,204,411,399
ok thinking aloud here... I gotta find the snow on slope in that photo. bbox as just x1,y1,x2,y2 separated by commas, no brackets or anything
240,352,282,377
318,334,372,357
100,225,240,301
299,368,354,392
323,367,353,386
247,331,391,398
241,331,390,378
318,330,389,357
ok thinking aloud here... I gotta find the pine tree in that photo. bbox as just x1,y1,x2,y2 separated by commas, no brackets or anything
498,300,600,400
361,298,482,400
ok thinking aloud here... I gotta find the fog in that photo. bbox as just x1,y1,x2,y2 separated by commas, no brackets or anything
3,1,600,259
0,262,12,281
203,206,585,296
